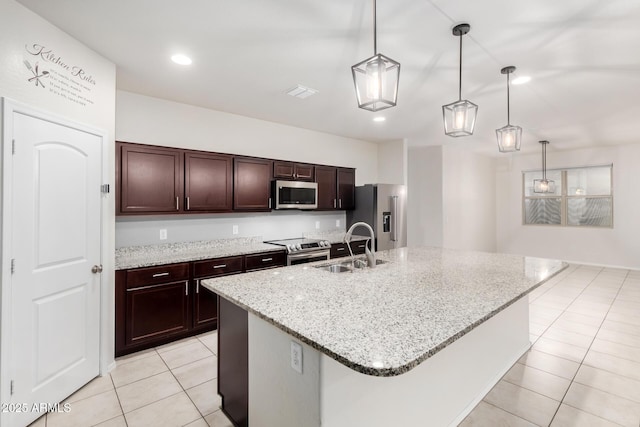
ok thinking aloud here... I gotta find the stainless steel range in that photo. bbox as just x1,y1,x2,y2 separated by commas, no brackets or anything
264,238,331,266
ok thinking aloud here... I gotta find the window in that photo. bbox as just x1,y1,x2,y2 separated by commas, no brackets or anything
523,165,612,227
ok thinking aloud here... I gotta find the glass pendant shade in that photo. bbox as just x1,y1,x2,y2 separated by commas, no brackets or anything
533,179,556,193
496,124,522,152
443,23,477,137
443,99,478,137
352,53,400,112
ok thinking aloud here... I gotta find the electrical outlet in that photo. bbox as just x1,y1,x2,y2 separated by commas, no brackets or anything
336,219,340,227
159,229,167,240
290,341,303,374
315,221,320,229
232,225,239,235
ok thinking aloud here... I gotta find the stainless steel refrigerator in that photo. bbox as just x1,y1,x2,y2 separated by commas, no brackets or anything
346,184,407,251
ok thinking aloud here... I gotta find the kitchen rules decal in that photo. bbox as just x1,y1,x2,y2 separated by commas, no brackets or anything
24,43,97,107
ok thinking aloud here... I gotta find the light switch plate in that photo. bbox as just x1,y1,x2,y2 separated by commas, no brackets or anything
232,225,239,235
335,219,340,227
290,341,303,374
159,229,167,240
315,221,320,229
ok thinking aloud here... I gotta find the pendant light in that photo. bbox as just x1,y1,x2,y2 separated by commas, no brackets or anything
496,66,522,152
442,23,478,137
533,140,556,193
351,0,400,112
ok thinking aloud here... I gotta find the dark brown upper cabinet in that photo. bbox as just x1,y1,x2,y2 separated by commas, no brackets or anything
273,161,314,181
117,142,183,214
184,151,233,212
233,157,273,211
315,166,337,210
315,166,356,210
337,168,356,210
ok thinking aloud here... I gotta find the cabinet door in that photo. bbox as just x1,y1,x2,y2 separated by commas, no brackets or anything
118,142,182,214
337,168,356,210
315,166,337,210
294,163,314,181
125,281,190,347
234,157,273,210
193,280,218,329
185,151,233,212
273,161,295,179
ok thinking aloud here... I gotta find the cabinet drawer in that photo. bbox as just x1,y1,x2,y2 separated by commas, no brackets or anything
330,243,349,258
245,251,286,271
351,240,369,255
193,256,244,278
126,263,190,288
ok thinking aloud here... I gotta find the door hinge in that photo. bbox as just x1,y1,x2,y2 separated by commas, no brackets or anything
10,259,15,274
10,380,14,395
101,184,110,194
12,139,16,155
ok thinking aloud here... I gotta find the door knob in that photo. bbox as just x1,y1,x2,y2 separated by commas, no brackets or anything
91,265,103,274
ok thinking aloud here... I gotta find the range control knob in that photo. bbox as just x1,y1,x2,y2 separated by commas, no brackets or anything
287,244,295,252
318,241,325,247
296,244,302,250
323,240,330,247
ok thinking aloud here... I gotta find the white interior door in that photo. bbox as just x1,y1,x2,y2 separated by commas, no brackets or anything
8,110,102,426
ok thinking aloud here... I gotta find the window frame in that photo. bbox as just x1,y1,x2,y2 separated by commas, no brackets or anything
522,165,613,228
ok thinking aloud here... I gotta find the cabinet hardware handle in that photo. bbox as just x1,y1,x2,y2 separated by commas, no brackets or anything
268,197,272,209
176,197,179,211
336,247,345,251
186,196,190,210
185,281,189,296
262,258,273,262
333,199,337,208
213,264,227,269
152,272,169,278
196,279,200,294
339,199,342,209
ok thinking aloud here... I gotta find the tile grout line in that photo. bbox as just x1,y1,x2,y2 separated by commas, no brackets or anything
160,339,212,426
546,268,628,426
107,372,128,427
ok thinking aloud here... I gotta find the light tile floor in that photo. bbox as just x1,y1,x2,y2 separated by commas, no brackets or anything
28,331,233,427
462,264,640,427
28,264,640,426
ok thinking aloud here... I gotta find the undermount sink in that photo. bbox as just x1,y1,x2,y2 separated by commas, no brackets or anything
314,259,388,273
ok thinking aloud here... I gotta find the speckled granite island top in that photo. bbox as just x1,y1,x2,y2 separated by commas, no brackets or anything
115,237,281,270
202,247,567,377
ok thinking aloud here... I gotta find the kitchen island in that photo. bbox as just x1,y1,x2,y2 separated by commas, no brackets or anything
202,247,567,427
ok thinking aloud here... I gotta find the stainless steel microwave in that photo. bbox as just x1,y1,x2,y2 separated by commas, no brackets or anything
274,180,318,210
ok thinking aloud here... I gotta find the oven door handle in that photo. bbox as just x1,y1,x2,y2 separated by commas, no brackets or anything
287,250,331,265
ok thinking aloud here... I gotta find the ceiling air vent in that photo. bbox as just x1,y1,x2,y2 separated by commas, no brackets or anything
286,85,318,99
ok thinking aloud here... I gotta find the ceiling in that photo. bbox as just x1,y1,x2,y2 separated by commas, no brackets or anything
17,0,640,155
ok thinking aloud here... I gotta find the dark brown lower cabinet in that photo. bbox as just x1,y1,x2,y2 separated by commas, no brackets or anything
330,241,369,258
218,297,248,427
115,251,285,357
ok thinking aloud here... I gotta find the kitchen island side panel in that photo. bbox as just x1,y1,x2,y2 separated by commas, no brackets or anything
319,297,530,427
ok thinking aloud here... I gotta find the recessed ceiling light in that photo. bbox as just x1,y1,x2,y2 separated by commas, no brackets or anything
286,84,318,99
171,54,192,65
512,76,531,85
373,117,386,122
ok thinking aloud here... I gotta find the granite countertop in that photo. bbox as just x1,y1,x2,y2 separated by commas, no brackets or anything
202,247,567,377
115,237,282,270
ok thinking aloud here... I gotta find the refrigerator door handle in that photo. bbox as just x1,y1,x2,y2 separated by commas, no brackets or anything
391,195,398,242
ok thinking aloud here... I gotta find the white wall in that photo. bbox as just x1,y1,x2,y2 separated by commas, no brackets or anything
407,146,443,247
0,0,116,384
442,146,497,252
116,91,378,184
115,91,380,245
496,143,640,269
377,139,407,185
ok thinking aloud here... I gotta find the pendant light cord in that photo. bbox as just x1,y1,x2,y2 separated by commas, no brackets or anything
506,72,511,125
542,142,547,180
458,33,463,100
373,0,377,55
